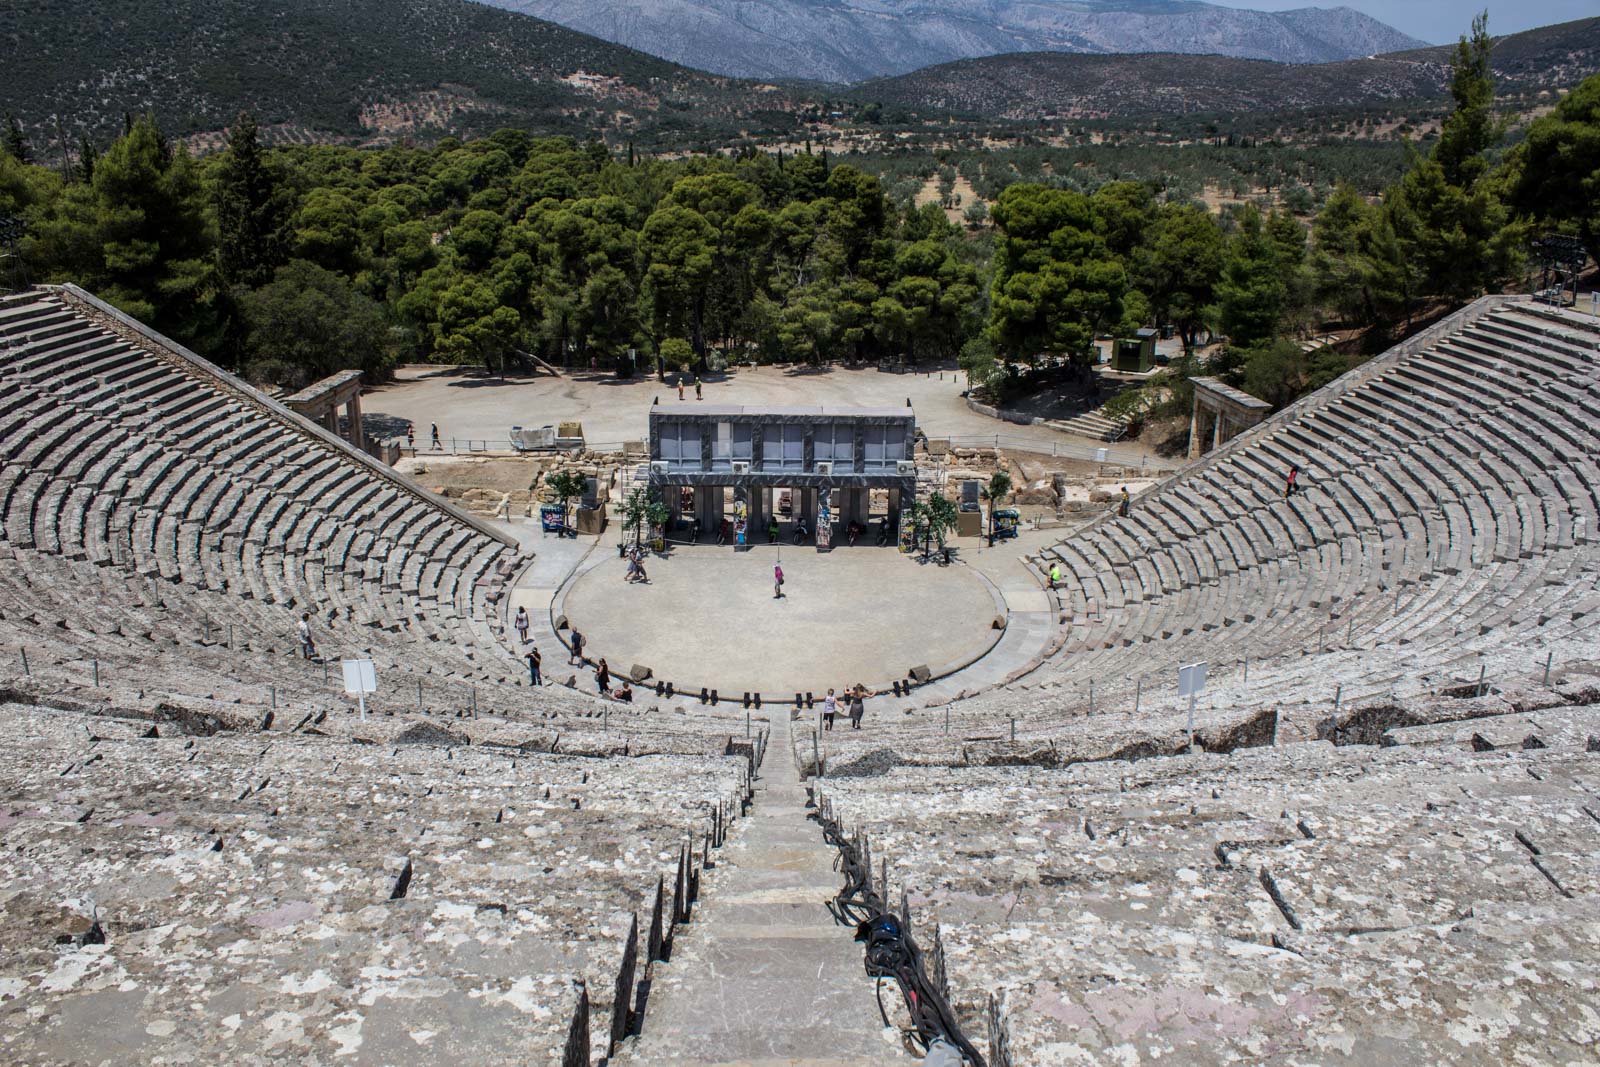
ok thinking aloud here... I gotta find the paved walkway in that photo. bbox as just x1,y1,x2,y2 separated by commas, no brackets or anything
617,711,911,1066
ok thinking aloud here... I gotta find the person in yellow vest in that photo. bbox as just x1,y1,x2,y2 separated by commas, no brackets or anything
1048,562,1062,590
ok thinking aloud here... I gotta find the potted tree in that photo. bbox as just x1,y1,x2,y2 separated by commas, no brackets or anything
983,470,1013,547
545,470,588,538
916,494,959,562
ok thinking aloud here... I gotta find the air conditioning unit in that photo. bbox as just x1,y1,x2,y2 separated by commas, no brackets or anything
896,460,917,475
814,461,833,476
649,460,668,474
731,460,750,475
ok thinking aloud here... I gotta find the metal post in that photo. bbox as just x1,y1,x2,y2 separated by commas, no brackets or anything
358,692,367,722
20,647,28,675
813,729,822,778
1186,691,1197,752
1476,663,1486,698
1347,616,1354,646
1009,716,1016,740
271,687,277,709
92,659,99,687
417,680,423,708
1318,626,1325,654
746,712,750,738
1333,684,1343,715
1134,676,1142,715
944,706,949,735
1272,706,1279,747
1243,657,1249,684
1543,651,1553,687
228,624,234,650
603,706,608,733
472,685,477,715
323,660,328,684
1088,679,1094,713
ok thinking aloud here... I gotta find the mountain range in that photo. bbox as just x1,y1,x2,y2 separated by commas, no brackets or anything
855,16,1600,120
476,0,1426,83
0,0,808,150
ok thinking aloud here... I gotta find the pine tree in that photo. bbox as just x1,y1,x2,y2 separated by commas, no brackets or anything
214,112,291,289
3,114,29,164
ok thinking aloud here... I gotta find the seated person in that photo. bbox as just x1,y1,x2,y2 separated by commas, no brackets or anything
613,682,634,702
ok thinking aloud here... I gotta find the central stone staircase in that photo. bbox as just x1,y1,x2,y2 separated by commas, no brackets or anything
616,710,910,1065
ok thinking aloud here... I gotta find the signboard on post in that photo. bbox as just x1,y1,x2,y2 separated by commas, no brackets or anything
1178,661,1207,752
342,658,376,720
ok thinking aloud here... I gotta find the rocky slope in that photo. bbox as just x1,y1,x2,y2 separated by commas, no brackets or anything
854,15,1600,119
479,0,1425,83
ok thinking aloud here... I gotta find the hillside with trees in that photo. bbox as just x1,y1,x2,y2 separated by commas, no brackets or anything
0,0,822,152
857,17,1600,121
2,17,1596,457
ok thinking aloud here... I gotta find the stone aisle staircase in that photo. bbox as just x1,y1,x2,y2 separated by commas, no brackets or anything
615,711,911,1066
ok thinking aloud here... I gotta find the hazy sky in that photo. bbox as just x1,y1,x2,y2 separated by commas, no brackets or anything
1205,1,1595,44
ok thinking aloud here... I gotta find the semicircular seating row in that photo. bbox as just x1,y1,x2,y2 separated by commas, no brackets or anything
897,298,1600,738
0,286,736,748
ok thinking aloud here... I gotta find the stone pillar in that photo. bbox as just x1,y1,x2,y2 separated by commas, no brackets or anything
1211,409,1223,452
1188,399,1204,460
347,393,365,450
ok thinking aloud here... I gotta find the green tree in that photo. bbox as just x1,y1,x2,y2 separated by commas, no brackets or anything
983,470,1012,546
236,260,391,386
212,112,292,288
27,114,219,350
3,114,29,163
989,184,1131,367
545,470,588,537
659,337,696,377
1385,12,1519,302
1507,71,1600,266
914,493,960,559
1133,203,1223,352
1212,206,1292,349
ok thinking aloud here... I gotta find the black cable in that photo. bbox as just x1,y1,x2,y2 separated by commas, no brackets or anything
817,808,987,1066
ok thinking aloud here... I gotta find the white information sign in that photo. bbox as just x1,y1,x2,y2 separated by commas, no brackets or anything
342,659,376,694
342,658,376,721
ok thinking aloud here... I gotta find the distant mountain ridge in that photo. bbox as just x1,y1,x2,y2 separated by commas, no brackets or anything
854,16,1600,120
477,0,1426,83
0,0,809,150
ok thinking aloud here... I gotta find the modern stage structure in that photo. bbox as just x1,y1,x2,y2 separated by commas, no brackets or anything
647,403,918,544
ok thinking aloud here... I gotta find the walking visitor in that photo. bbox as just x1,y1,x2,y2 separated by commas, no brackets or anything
525,647,542,686
1048,562,1062,590
774,562,785,599
430,423,441,450
513,605,530,645
849,685,868,729
822,688,838,730
1119,486,1130,517
595,658,611,694
569,628,585,665
1286,464,1299,497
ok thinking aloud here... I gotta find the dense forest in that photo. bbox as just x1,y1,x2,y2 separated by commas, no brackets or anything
1,18,1596,429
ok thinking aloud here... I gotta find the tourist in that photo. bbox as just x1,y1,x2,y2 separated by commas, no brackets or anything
614,681,634,702
595,658,611,694
406,425,415,452
1119,486,1130,517
695,376,702,400
430,423,441,450
569,628,585,665
677,379,685,401
1285,464,1300,497
822,688,838,731
849,684,869,729
297,612,316,660
1048,562,1062,590
774,562,785,599
525,646,542,686
513,605,530,645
